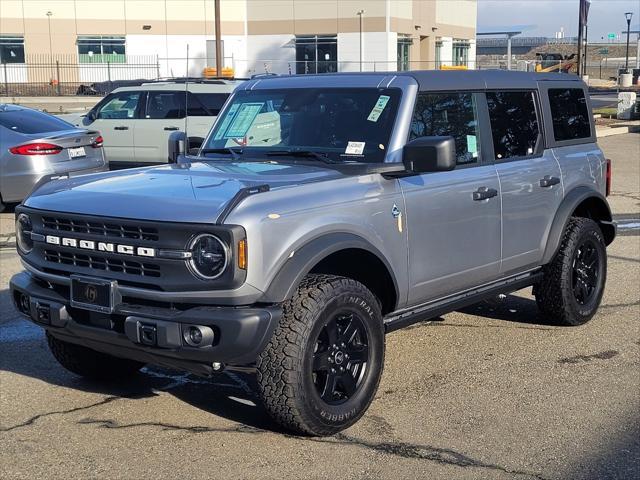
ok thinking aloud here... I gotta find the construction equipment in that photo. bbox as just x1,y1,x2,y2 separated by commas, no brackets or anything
535,53,577,73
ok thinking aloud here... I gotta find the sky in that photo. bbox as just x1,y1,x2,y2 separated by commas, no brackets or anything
477,0,640,41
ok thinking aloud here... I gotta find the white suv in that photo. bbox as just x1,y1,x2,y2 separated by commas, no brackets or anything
60,80,238,167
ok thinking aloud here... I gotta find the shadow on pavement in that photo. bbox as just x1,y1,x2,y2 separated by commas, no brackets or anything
0,288,278,433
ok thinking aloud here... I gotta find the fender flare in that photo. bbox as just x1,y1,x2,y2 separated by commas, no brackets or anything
542,186,615,264
260,232,400,305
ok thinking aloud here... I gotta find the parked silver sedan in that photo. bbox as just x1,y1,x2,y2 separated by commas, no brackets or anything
0,104,107,211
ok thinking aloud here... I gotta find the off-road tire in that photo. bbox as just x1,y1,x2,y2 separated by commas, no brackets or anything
47,333,144,380
257,274,384,436
535,217,607,326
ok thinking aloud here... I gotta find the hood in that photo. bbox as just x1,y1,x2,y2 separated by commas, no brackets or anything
24,160,346,223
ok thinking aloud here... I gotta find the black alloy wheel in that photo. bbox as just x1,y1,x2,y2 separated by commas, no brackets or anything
571,238,601,305
311,312,369,405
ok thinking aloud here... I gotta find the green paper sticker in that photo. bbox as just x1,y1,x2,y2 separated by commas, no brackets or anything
367,95,390,122
466,135,478,157
225,102,264,138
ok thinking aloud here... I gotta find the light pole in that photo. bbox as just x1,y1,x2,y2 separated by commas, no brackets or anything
357,10,365,72
624,12,633,72
46,11,53,61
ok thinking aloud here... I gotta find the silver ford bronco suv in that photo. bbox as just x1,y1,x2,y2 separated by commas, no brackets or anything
10,71,615,436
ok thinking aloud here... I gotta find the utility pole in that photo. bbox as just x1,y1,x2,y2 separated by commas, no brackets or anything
357,10,365,72
214,0,222,76
576,0,590,77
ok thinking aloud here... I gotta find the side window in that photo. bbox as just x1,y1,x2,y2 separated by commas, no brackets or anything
145,91,185,119
486,91,540,160
191,93,229,116
548,88,591,141
96,92,141,119
410,92,481,165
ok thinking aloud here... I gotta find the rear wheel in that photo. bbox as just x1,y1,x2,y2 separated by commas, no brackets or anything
47,333,144,380
257,274,384,436
535,217,607,326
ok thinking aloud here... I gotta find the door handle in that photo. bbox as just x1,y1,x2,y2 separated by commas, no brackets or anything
114,126,128,130
473,187,498,202
164,126,180,131
473,187,498,201
539,175,560,188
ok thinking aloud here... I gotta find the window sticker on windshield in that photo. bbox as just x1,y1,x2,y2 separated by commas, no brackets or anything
367,95,391,122
224,102,264,139
466,135,478,158
345,141,365,155
213,103,240,140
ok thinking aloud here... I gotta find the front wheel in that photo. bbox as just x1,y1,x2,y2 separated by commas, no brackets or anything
257,274,384,436
535,217,607,326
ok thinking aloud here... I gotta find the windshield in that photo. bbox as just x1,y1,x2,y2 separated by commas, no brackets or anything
203,88,401,163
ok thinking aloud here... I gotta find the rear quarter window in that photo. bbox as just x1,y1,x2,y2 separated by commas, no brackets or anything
548,88,592,141
0,109,73,134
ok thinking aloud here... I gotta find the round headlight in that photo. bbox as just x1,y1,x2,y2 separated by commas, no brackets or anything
188,234,228,280
16,213,33,254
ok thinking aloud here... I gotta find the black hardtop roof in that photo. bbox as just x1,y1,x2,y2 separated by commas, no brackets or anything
247,69,583,92
398,69,582,91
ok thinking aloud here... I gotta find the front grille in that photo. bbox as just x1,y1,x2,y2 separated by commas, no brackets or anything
42,216,159,241
44,249,161,277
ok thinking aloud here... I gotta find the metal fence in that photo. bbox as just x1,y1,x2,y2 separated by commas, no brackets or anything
1,54,161,96
1,55,476,97
1,53,632,97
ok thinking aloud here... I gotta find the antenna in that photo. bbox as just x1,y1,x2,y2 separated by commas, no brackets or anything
184,44,189,152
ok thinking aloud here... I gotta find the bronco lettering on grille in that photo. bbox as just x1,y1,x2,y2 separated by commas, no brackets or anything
44,235,156,258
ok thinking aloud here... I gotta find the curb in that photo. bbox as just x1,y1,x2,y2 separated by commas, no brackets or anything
596,125,640,138
0,233,16,248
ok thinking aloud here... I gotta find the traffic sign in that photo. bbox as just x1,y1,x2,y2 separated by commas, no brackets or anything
607,33,616,40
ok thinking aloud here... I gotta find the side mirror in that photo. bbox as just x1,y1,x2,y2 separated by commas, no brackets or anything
82,110,95,125
168,131,187,163
403,136,457,173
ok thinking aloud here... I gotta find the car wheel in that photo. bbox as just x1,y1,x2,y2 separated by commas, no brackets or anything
257,274,384,436
47,333,145,380
535,217,607,326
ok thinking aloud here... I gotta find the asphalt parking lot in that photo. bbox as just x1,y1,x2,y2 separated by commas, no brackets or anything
1,133,639,480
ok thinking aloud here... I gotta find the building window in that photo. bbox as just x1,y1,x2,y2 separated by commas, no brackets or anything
435,40,442,69
0,36,25,64
295,35,337,74
453,39,470,67
78,36,126,63
397,34,412,71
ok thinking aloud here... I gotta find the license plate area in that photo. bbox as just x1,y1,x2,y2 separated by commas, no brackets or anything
70,275,119,313
68,146,87,159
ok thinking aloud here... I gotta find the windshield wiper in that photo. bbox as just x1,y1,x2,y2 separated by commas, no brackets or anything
264,149,340,164
200,147,243,160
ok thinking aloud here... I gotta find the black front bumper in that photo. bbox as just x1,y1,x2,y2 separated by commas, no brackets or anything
10,271,281,375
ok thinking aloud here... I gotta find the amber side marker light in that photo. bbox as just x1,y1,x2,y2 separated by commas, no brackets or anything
238,239,247,270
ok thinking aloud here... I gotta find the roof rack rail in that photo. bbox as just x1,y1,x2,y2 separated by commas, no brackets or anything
251,73,280,79
142,77,248,85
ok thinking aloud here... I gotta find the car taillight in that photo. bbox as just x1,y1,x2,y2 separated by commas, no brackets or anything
9,143,63,155
92,135,104,148
606,158,612,196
